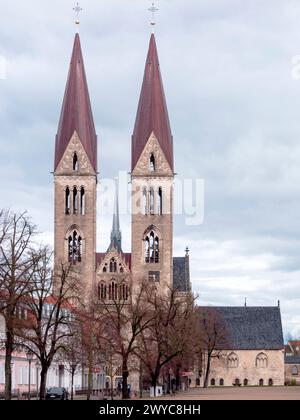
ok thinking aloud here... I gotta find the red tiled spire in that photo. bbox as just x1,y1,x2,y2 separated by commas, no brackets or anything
55,33,97,172
132,34,174,172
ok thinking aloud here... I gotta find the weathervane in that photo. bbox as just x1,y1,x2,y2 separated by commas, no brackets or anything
148,2,159,33
73,2,83,27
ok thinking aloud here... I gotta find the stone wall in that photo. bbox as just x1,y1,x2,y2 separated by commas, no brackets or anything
191,349,284,387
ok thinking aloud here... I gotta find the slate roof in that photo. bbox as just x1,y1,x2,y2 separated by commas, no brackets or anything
285,355,300,364
132,34,173,172
199,306,284,350
55,33,97,172
173,257,190,292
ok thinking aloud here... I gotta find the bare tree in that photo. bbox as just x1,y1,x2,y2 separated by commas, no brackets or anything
57,327,84,400
94,280,154,400
134,287,195,395
16,247,83,400
0,211,39,400
195,307,229,388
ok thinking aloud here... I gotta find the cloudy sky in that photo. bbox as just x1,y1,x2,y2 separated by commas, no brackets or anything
1,0,300,339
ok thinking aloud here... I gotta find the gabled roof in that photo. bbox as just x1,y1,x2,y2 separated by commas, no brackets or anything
285,355,300,364
55,33,97,172
198,306,284,350
132,34,173,172
96,252,131,270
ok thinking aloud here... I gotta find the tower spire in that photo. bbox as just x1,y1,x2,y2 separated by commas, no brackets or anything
54,33,97,172
132,34,174,172
108,185,122,253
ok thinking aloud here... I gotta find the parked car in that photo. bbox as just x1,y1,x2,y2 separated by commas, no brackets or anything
46,387,69,400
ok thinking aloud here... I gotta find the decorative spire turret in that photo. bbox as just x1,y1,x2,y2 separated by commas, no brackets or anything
108,186,122,253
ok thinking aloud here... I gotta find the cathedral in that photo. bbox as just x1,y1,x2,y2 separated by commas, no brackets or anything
52,31,285,393
53,32,190,311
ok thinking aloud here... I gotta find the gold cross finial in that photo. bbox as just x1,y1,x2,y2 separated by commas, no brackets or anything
148,2,159,33
73,2,83,27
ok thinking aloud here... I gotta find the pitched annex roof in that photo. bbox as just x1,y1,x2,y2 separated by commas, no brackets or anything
55,33,97,172
285,355,300,364
132,34,173,172
199,306,284,350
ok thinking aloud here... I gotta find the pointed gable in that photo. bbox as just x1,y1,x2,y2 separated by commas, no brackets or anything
55,33,97,172
132,34,174,172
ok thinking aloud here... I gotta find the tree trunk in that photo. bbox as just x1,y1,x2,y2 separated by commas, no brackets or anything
175,366,181,391
122,358,129,400
203,353,211,388
4,319,14,400
71,369,75,400
87,351,93,401
151,374,158,397
39,367,48,400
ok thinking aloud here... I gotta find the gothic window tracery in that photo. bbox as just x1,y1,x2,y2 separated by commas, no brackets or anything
144,230,159,263
109,258,117,273
68,231,82,264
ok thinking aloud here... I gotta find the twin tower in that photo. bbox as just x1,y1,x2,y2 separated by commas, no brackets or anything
53,33,190,300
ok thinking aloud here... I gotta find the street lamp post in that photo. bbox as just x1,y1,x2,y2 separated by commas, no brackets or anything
26,350,33,400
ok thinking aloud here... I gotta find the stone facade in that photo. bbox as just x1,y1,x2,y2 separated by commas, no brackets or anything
194,350,284,388
131,133,174,296
54,132,97,300
51,32,286,395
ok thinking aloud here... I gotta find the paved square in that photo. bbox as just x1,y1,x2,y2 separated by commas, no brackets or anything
154,387,300,400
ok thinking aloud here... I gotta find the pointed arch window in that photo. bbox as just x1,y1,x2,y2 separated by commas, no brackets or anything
120,283,129,301
149,154,155,172
144,230,159,264
142,188,148,215
65,187,71,215
227,352,239,368
68,231,82,264
150,188,155,215
109,281,118,301
256,353,268,368
73,153,79,171
109,258,117,273
99,283,107,300
80,187,85,215
157,187,162,215
73,187,78,214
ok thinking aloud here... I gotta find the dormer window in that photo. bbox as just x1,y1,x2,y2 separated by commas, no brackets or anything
149,154,155,172
73,153,79,171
